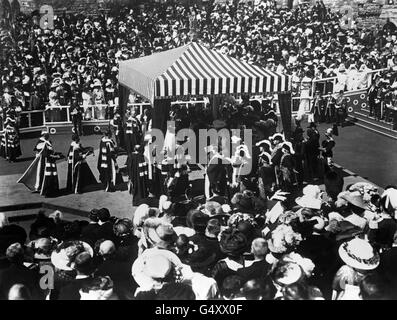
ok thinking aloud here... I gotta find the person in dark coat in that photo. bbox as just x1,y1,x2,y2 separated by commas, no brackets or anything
304,123,321,182
324,169,344,201
0,213,27,257
257,151,275,201
279,142,296,192
70,102,83,136
0,121,21,162
94,240,137,300
127,144,149,206
58,252,95,300
66,134,97,194
237,238,271,283
96,208,116,243
320,128,336,171
124,108,142,155
206,147,232,199
0,243,43,300
296,219,339,300
379,231,397,299
368,196,397,251
80,209,101,248
211,228,249,293
368,82,377,117
184,218,224,277
135,184,160,208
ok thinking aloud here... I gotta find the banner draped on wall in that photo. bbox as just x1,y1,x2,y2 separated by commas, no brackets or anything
278,93,292,141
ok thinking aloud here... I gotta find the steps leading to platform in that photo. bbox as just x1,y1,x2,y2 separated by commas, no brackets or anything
348,113,397,140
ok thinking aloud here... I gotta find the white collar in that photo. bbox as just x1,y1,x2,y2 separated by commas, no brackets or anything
223,258,244,271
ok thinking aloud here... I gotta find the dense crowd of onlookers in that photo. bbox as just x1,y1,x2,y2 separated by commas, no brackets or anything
1,0,397,113
0,176,396,300
1,0,397,300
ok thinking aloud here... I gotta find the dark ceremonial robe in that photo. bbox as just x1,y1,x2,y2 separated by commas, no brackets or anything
18,138,60,197
127,151,149,206
66,141,97,194
0,125,21,161
97,137,123,191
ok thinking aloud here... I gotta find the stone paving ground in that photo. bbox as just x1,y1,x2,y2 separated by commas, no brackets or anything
1,120,395,220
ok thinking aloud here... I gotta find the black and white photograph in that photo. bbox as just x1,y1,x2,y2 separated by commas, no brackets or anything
0,0,397,304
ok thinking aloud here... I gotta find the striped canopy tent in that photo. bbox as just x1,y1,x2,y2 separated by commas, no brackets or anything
119,42,290,102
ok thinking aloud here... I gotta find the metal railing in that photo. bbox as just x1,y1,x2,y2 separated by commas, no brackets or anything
19,110,46,131
16,68,390,133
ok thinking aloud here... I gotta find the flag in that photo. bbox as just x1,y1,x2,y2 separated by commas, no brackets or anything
345,89,368,114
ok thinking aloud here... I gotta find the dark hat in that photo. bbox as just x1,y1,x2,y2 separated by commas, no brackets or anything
340,191,367,210
6,243,24,262
97,208,111,222
88,209,99,222
220,228,248,257
113,219,133,237
186,209,210,232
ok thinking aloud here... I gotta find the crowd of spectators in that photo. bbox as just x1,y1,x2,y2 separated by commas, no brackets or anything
0,0,397,301
0,175,396,300
1,0,397,115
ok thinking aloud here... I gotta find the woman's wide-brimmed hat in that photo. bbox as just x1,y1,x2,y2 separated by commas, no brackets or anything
339,191,367,210
295,196,322,210
30,238,56,260
131,248,192,291
295,185,322,210
51,241,93,271
274,262,303,285
338,238,380,271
